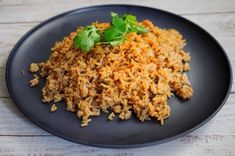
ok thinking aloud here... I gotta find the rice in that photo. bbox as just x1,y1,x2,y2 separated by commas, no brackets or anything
50,104,58,112
29,63,39,72
29,19,193,127
29,74,40,87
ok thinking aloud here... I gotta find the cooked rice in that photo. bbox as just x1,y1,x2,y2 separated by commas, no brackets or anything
29,63,39,72
50,104,58,112
29,19,193,127
29,74,40,87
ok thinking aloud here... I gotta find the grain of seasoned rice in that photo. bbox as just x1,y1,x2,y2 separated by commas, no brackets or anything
29,74,40,87
51,104,57,112
29,63,39,72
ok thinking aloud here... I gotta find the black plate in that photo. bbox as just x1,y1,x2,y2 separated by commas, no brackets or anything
5,5,232,148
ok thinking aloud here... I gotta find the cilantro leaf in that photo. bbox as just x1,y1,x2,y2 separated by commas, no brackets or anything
73,12,148,52
123,14,137,23
104,12,148,46
108,38,126,46
123,14,148,34
73,25,100,52
135,25,148,34
111,12,126,28
104,27,124,41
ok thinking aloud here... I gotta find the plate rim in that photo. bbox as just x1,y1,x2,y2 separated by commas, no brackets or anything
5,4,233,148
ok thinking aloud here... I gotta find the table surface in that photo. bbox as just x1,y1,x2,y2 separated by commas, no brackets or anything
0,0,235,155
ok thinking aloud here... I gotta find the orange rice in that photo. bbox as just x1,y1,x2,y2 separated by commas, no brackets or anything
29,19,193,127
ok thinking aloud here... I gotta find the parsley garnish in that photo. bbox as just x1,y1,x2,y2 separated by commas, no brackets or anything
123,14,148,34
103,12,148,45
73,25,100,52
73,12,148,52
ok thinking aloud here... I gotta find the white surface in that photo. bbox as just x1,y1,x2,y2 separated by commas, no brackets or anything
0,0,235,155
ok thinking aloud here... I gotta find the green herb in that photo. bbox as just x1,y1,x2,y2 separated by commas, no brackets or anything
73,12,148,52
103,12,128,45
73,25,100,52
123,14,148,34
103,12,148,45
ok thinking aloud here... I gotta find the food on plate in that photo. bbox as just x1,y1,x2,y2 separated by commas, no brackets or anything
50,104,58,112
29,74,40,87
29,63,39,72
29,12,193,127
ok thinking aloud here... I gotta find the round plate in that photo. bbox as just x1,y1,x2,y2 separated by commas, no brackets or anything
5,5,232,147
